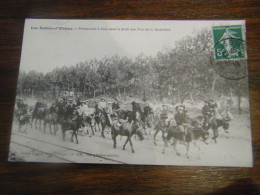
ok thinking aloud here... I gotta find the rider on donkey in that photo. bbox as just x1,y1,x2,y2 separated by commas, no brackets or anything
112,98,120,116
65,99,75,120
17,99,24,110
98,97,107,113
33,98,45,116
131,101,142,123
202,100,211,128
98,97,111,126
35,99,44,109
175,105,189,143
16,99,28,121
17,99,27,113
208,99,219,123
143,102,153,117
160,104,169,127
49,102,56,114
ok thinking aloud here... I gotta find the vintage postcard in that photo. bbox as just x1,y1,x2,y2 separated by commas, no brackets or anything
8,19,252,167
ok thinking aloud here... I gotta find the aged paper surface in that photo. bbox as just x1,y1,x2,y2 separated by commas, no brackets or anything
9,19,252,167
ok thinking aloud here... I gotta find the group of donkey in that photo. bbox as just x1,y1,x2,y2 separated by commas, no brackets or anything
15,100,233,158
15,102,90,144
150,111,233,158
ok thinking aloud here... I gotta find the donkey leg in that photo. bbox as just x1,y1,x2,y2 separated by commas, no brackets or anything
96,123,100,132
101,126,105,138
43,121,47,134
75,131,79,144
62,130,65,141
71,131,74,142
91,126,95,135
54,124,57,135
154,129,159,145
18,123,21,132
186,142,190,159
143,123,147,135
31,118,33,128
194,141,201,159
224,129,229,138
113,135,117,149
212,129,218,143
40,119,42,130
54,124,58,135
35,119,37,129
128,138,134,153
123,137,129,150
24,122,28,133
94,122,97,132
173,139,180,156
95,123,99,132
149,125,153,135
162,130,168,147
162,140,167,154
215,130,219,141
49,123,52,135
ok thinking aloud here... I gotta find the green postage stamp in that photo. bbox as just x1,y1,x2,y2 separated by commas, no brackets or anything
212,25,247,61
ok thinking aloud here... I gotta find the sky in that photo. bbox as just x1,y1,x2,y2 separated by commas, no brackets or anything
19,19,245,73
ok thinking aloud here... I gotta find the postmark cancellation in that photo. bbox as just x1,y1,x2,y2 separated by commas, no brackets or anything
211,25,248,80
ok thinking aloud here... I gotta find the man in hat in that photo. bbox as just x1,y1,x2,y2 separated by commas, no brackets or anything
33,98,45,116
107,101,113,114
35,98,44,110
79,100,89,116
49,102,56,114
111,98,119,117
160,104,169,127
131,101,142,122
17,99,25,111
174,105,188,142
17,99,28,116
112,98,120,113
142,102,153,125
65,98,75,120
208,99,218,121
143,102,153,117
202,100,211,128
97,97,107,114
98,97,111,125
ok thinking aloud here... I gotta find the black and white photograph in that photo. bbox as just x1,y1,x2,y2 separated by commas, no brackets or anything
8,19,252,167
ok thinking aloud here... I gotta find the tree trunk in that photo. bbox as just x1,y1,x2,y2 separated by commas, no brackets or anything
103,86,106,95
152,90,156,103
20,87,23,97
229,86,233,99
83,84,86,95
211,73,217,100
171,91,174,105
190,92,194,104
177,88,180,103
143,86,146,102
117,83,121,99
237,90,241,114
